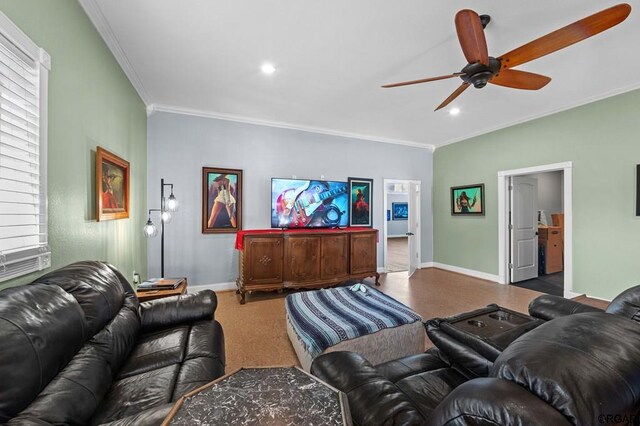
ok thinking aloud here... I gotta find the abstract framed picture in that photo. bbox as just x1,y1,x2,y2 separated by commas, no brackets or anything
392,202,408,220
348,177,373,227
202,167,243,233
96,146,129,221
451,183,485,216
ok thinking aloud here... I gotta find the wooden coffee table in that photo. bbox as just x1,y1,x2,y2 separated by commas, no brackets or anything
136,278,188,302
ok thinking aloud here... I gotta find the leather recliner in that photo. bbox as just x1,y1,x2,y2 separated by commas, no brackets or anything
0,261,225,425
311,286,640,425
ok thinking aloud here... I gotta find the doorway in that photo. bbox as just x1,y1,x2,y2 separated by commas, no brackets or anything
498,162,574,298
383,179,421,277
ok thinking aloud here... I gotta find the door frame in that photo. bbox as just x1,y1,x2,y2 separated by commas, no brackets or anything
497,161,576,298
382,179,421,273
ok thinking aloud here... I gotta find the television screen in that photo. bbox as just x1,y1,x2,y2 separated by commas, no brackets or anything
272,178,349,228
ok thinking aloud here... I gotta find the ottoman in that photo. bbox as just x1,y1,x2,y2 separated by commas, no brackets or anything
285,285,425,371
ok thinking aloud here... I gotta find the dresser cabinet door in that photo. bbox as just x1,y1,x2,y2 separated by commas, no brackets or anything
350,232,377,274
321,234,349,279
245,237,283,284
285,236,321,282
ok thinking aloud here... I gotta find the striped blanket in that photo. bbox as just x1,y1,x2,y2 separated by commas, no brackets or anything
285,286,422,358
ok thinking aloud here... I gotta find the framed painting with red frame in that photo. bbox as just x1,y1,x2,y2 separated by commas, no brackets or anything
202,167,243,233
96,147,130,221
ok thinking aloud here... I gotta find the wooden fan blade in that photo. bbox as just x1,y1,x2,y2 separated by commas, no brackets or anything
435,83,470,111
455,9,489,66
489,69,552,90
499,3,631,69
382,73,465,88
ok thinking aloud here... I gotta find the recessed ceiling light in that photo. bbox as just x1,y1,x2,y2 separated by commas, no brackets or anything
261,63,276,75
449,107,460,116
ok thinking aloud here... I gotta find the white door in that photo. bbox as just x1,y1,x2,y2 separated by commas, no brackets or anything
510,176,538,283
407,182,420,277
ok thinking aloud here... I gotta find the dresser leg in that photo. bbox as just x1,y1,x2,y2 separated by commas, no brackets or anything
239,291,246,305
375,273,380,286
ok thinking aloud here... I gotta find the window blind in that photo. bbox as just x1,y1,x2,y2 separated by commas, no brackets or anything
0,16,50,282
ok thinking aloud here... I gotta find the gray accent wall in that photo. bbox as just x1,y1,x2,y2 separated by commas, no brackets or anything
147,112,433,285
524,171,564,218
387,193,409,237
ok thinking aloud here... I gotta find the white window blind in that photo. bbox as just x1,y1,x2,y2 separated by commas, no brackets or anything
0,12,50,282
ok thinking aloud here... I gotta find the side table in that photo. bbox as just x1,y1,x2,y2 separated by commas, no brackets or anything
136,278,188,302
163,366,351,425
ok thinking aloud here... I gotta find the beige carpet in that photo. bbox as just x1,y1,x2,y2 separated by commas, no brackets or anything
387,237,408,272
214,268,545,372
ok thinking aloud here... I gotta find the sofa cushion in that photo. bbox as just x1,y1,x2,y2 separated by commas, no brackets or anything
92,364,179,425
172,320,226,399
117,326,189,379
376,351,450,384
0,284,87,422
395,368,467,419
33,261,127,336
13,344,112,425
492,312,640,425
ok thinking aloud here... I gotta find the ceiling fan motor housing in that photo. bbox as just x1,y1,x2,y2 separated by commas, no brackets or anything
461,57,501,88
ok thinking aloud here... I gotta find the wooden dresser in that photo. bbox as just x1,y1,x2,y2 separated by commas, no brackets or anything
235,228,379,304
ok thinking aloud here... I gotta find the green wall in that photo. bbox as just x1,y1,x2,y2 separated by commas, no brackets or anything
0,0,147,288
434,88,640,300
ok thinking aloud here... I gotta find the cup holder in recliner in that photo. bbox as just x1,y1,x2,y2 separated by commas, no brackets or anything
489,312,512,321
467,320,486,328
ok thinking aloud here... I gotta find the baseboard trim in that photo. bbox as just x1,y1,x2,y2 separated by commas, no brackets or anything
377,267,386,273
430,262,500,283
189,282,236,293
420,262,434,269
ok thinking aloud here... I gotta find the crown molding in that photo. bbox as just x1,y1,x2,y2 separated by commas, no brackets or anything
79,0,150,105
434,80,640,150
147,104,435,151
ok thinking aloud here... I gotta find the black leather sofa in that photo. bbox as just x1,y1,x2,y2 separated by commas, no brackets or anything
0,261,225,425
311,286,640,426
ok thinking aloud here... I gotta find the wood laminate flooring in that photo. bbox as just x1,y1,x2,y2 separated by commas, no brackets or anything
214,268,545,372
387,237,408,272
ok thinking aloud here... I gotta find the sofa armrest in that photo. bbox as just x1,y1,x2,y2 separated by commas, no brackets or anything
139,290,217,332
426,378,572,426
311,351,425,426
528,294,603,321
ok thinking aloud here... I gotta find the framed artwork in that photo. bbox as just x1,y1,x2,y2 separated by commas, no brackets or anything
202,167,243,233
637,165,640,216
96,146,129,221
348,177,373,227
392,202,408,220
387,210,391,221
451,183,485,216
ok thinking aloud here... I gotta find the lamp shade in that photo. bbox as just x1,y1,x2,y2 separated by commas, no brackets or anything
161,211,172,223
143,218,158,238
165,193,179,212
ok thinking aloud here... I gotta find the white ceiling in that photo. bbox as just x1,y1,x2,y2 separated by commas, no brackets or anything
81,0,640,149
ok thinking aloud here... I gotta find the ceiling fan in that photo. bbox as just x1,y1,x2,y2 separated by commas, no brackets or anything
382,4,632,111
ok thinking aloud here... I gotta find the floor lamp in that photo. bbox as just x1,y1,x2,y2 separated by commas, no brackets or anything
143,178,179,278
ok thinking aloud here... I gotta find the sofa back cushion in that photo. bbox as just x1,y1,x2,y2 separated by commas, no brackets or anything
0,284,87,422
33,261,130,337
606,284,640,321
492,312,640,425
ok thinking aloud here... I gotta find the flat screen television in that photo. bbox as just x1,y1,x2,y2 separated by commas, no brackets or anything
271,178,349,228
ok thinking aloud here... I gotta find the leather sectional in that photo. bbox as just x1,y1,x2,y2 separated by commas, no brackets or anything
312,286,640,425
0,261,225,425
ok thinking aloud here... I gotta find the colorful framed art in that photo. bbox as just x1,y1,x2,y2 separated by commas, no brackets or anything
202,167,243,233
348,177,373,227
392,202,408,220
96,147,130,221
451,183,485,216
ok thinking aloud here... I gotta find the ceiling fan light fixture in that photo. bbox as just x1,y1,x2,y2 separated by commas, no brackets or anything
261,63,276,74
449,107,461,116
